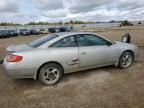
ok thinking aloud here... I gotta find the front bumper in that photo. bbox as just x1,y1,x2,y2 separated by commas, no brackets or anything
134,46,139,61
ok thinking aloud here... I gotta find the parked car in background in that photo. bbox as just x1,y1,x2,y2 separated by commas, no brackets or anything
59,26,71,32
20,29,30,36
30,29,39,35
0,30,9,38
48,27,60,33
3,32,139,85
39,29,48,34
7,30,19,37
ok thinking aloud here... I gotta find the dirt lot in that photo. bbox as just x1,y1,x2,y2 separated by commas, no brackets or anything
0,26,144,108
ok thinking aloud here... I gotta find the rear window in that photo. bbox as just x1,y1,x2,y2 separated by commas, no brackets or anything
29,34,58,48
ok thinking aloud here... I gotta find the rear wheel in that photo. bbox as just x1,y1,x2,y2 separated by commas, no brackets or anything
38,63,63,85
118,51,134,69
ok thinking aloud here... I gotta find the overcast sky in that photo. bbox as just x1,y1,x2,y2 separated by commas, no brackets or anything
0,0,144,23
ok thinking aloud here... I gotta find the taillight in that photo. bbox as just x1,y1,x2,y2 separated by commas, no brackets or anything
6,54,23,62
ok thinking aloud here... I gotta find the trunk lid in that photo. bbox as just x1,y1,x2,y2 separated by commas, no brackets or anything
6,44,33,53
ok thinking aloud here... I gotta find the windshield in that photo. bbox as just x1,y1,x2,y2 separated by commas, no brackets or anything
29,34,58,48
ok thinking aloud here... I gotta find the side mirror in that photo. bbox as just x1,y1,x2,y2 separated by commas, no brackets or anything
122,33,131,43
107,42,112,46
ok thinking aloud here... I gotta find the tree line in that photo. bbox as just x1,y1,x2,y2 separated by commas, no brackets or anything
0,21,94,26
0,20,140,26
27,20,96,25
0,22,21,26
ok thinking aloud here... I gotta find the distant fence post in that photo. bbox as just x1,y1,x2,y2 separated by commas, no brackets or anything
33,24,34,29
41,25,42,29
24,25,26,29
47,24,49,30
5,25,6,30
15,25,17,31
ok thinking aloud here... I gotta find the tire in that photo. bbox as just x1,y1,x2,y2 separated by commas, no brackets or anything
118,51,134,69
38,63,63,86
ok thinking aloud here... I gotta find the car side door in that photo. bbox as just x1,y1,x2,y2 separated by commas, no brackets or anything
77,34,117,69
50,35,79,73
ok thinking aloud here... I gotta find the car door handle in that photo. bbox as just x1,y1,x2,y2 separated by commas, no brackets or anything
81,52,87,55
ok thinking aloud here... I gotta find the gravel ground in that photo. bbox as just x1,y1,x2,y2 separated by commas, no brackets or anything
0,26,144,108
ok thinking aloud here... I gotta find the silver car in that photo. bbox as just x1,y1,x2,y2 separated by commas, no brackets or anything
2,32,139,85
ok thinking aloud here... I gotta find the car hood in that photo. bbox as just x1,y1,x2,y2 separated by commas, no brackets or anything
6,44,33,53
114,41,131,45
114,41,137,48
114,41,126,44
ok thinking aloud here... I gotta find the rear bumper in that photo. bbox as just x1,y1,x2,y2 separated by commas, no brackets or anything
2,60,38,79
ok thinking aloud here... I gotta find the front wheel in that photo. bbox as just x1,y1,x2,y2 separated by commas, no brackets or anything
118,51,134,69
38,63,63,86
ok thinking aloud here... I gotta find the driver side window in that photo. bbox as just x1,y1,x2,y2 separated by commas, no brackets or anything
77,34,109,46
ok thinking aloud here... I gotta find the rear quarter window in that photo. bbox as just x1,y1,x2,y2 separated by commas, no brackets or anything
29,34,58,47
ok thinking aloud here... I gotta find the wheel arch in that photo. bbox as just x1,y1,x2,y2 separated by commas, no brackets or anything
35,61,64,80
122,50,134,58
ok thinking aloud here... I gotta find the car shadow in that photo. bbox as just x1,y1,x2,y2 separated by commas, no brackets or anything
12,62,140,87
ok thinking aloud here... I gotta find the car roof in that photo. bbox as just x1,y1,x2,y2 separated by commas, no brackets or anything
53,32,97,37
